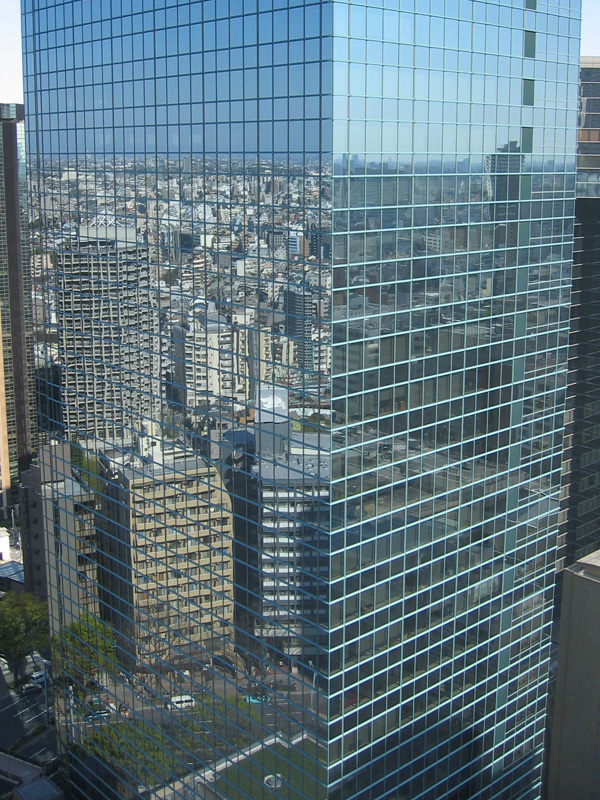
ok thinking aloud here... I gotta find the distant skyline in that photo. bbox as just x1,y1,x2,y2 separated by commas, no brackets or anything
0,1,597,107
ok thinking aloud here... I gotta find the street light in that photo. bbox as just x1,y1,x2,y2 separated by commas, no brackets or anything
308,660,317,715
67,685,75,744
31,655,51,725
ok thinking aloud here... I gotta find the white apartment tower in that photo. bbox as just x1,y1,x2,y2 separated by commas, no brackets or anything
56,239,159,442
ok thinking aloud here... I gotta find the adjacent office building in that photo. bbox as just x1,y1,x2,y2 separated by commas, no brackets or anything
542,54,600,800
0,103,37,516
547,551,600,800
22,2,579,799
559,57,600,572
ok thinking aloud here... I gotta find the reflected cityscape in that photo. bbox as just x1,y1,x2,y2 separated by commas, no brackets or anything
13,1,582,799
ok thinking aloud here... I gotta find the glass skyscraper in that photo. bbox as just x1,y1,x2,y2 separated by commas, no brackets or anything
22,1,580,799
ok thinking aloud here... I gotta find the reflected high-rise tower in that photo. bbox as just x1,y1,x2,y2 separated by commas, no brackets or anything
55,234,160,441
23,2,579,799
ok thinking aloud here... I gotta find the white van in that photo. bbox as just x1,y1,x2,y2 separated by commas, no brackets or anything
30,670,48,685
165,694,195,711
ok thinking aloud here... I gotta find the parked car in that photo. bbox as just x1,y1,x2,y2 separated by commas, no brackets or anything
30,670,47,685
20,682,42,697
84,708,111,720
165,694,195,711
243,692,270,704
83,700,111,720
268,678,297,691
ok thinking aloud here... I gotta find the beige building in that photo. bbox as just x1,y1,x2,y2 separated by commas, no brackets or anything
548,550,600,800
186,307,273,411
186,310,235,410
98,449,235,671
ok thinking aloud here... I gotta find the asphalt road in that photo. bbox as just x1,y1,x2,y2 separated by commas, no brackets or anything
0,662,53,751
70,673,317,747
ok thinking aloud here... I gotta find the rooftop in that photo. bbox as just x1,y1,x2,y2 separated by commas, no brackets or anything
569,549,600,583
0,561,24,583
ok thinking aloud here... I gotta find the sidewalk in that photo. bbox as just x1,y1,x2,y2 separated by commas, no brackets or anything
0,751,42,784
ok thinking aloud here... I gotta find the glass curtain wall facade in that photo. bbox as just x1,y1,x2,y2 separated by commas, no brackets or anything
22,1,579,799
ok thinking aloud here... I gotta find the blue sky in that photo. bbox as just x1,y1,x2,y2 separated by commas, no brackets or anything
0,0,598,104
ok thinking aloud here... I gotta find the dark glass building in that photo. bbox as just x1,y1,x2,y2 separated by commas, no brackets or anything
0,103,37,516
22,1,580,799
559,56,600,571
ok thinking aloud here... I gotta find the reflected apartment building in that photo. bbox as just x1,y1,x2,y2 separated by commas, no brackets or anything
96,447,235,677
23,2,579,800
55,231,160,442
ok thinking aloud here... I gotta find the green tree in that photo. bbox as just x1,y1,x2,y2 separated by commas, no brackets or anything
87,720,178,787
0,593,49,680
187,695,261,752
70,442,101,491
55,614,117,692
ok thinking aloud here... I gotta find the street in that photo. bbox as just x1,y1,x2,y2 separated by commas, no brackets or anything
0,660,53,751
66,668,320,755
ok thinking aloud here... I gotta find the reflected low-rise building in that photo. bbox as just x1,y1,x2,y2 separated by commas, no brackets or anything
97,448,235,673
20,441,99,627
